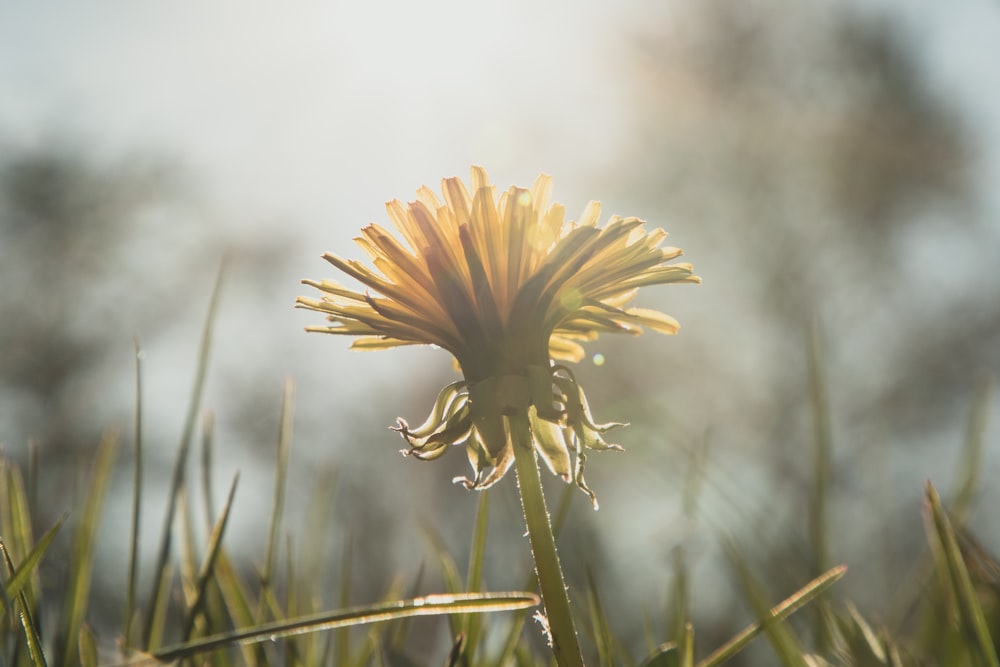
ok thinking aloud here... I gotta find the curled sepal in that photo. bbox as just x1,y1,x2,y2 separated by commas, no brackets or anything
394,382,472,459
529,406,572,482
552,369,626,451
404,368,626,504
454,430,514,491
455,430,492,489
403,402,472,460
572,449,600,510
393,380,468,439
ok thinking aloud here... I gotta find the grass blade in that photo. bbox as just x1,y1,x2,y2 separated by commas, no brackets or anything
923,481,999,667
141,591,539,664
696,564,846,667
950,374,993,523
387,567,426,653
667,548,690,647
681,623,694,667
335,533,353,667
213,550,265,666
57,430,118,667
264,378,295,588
1,541,47,667
143,260,225,649
78,624,98,667
2,516,65,607
181,473,240,642
724,543,808,667
585,567,616,667
641,643,679,667
807,322,833,653
124,339,143,650
464,489,490,664
0,460,35,581
200,411,217,529
421,520,465,645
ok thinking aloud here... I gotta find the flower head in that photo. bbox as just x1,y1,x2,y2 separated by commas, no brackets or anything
297,167,699,505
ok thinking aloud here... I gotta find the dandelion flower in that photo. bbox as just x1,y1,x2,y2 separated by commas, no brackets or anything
297,166,699,505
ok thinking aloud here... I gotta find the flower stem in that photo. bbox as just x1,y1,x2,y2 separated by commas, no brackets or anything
510,413,585,667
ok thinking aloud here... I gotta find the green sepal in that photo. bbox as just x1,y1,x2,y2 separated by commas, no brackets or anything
530,407,572,482
403,398,472,460
553,373,625,451
394,380,467,439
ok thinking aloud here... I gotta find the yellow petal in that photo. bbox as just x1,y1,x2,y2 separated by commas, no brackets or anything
625,307,681,334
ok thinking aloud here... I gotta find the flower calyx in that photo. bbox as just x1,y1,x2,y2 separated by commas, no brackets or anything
393,365,624,509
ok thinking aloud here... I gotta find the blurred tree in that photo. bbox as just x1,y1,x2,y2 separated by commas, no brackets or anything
0,142,213,460
618,0,987,429
593,0,997,660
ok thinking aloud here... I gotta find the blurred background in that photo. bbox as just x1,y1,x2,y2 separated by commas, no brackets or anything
1,0,999,662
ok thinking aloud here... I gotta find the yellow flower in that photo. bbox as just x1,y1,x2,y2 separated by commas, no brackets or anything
297,167,699,505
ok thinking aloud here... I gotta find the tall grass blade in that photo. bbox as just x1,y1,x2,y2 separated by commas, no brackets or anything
584,567,616,667
2,516,64,608
200,411,217,528
1,460,35,580
27,442,38,530
300,469,338,595
682,433,710,520
143,260,225,649
0,458,60,624
56,430,118,667
178,487,199,615
387,568,425,654
421,521,465,644
264,378,295,588
696,564,846,667
923,481,999,667
642,624,693,667
832,602,889,664
283,536,303,665
213,550,265,667
681,623,694,667
641,643,679,667
1,542,46,667
724,543,808,667
667,548,690,646
124,339,143,650
335,533,353,667
446,633,466,667
144,563,172,652
181,473,240,642
807,322,832,654
950,374,993,523
356,576,408,667
895,382,994,643
464,489,490,664
135,591,539,664
78,624,98,667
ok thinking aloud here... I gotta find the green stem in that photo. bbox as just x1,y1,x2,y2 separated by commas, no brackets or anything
510,413,585,667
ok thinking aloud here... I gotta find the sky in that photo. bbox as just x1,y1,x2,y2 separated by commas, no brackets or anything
0,1,634,229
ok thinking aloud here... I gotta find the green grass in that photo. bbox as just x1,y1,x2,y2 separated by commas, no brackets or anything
0,288,996,665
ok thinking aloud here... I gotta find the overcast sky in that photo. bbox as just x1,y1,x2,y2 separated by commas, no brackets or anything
3,1,999,237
